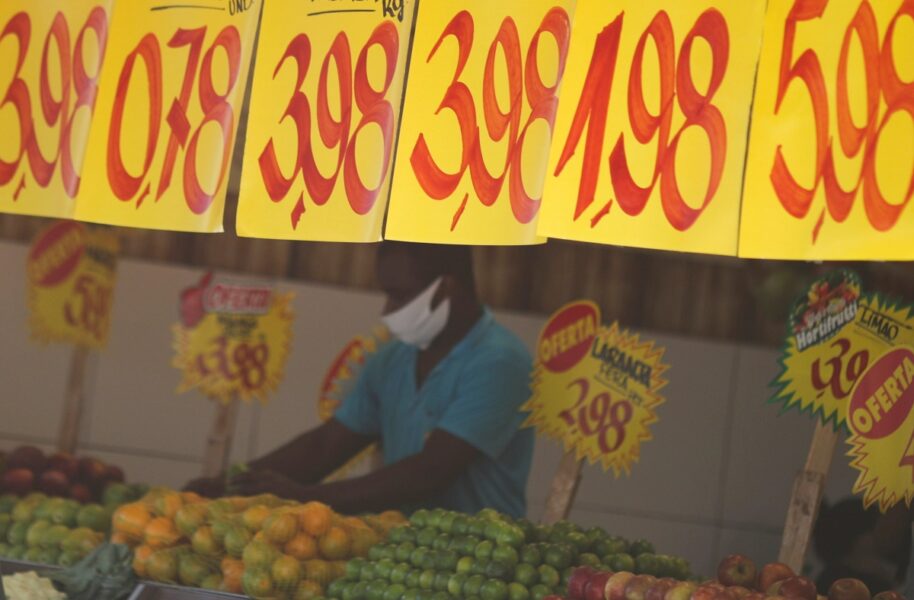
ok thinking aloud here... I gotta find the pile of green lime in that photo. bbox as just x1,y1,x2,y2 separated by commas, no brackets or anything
324,508,691,600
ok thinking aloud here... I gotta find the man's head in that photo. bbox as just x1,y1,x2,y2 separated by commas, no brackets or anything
376,242,476,315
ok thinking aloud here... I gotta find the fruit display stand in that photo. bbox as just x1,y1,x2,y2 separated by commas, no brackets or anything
127,582,246,600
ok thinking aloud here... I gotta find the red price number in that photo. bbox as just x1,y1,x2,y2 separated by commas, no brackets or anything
410,8,572,228
771,0,914,241
107,25,243,214
554,9,730,231
196,335,269,392
63,273,112,342
901,428,914,482
0,8,109,197
810,337,870,400
559,378,633,455
258,23,400,227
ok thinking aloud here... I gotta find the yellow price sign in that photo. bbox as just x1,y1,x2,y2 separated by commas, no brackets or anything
740,0,914,260
236,0,416,242
27,221,118,349
172,274,294,403
538,0,766,255
0,0,113,218
75,0,261,232
771,270,914,428
523,301,669,476
385,0,577,245
847,345,914,512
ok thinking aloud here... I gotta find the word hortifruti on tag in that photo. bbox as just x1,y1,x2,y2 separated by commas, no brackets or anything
523,301,669,477
27,221,118,349
385,0,578,245
770,270,914,429
0,0,114,219
846,345,914,512
74,0,261,232
236,0,417,241
172,273,294,403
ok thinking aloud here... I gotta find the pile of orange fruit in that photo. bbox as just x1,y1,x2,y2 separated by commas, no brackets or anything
110,487,407,599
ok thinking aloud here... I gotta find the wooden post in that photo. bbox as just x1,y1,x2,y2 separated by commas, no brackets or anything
57,346,91,454
201,397,240,478
542,450,584,524
778,421,840,571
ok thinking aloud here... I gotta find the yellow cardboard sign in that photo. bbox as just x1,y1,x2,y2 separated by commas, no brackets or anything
75,0,261,232
236,1,416,242
172,274,294,403
771,271,914,428
0,1,113,218
385,0,577,245
847,345,914,512
27,221,118,349
538,0,766,255
740,0,914,260
523,301,669,476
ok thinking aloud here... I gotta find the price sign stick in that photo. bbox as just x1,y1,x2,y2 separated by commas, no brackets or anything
777,421,839,571
201,395,240,478
57,345,91,454
541,450,584,525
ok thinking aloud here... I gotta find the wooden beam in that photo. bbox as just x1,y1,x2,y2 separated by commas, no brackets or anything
541,450,584,525
57,346,90,454
201,399,240,477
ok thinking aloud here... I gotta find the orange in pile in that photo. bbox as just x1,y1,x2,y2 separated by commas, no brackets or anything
112,487,407,599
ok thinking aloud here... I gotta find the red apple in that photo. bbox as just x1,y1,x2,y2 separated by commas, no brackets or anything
718,555,758,588
545,596,567,600
626,576,659,600
37,469,70,496
758,563,794,593
569,567,597,600
105,465,125,484
1,468,34,495
7,445,47,472
69,483,92,503
46,452,79,480
607,572,636,600
728,587,752,599
743,594,766,600
646,579,677,600
872,592,901,600
692,586,723,600
828,579,871,600
580,567,609,600
779,577,817,600
666,582,697,600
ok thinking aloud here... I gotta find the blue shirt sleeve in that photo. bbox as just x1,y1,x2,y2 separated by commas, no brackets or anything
436,346,533,460
334,352,382,436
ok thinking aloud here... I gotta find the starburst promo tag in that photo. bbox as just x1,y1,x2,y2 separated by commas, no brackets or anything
523,301,669,477
172,273,294,404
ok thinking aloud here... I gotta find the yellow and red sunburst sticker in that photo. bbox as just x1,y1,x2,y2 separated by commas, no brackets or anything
771,270,914,429
846,345,914,512
172,273,295,404
27,221,118,349
523,301,669,477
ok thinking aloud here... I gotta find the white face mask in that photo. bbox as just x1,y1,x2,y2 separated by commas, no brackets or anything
382,277,450,350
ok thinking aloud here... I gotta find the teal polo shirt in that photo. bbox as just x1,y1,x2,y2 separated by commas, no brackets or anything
334,310,534,518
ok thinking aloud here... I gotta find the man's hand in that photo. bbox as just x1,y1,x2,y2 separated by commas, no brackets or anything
183,476,225,498
230,469,306,500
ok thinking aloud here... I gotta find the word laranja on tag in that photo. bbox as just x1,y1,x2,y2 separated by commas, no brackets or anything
74,0,261,232
385,0,578,245
538,0,766,255
236,0,417,242
0,1,113,218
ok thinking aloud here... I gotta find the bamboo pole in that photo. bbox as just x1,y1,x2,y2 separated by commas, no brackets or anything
57,346,91,454
201,397,240,477
777,421,840,570
541,450,584,525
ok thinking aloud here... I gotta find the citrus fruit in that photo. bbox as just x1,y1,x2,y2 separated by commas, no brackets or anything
24,547,43,562
144,517,181,548
475,541,495,561
493,545,519,566
109,532,132,545
350,525,380,557
285,532,318,560
319,525,351,560
181,491,206,504
61,527,101,555
537,565,560,588
271,554,303,590
242,568,274,598
153,491,184,519
464,574,486,596
263,511,298,545
133,545,154,577
332,560,348,579
449,573,468,596
243,539,280,569
77,504,110,533
102,483,132,507
192,525,222,556
303,559,334,586
299,502,333,537
508,582,531,600
0,494,17,513
530,584,551,600
243,505,272,532
295,579,324,600
211,517,238,544
201,574,223,590
25,520,51,547
37,547,61,564
221,557,245,593
49,501,79,527
514,563,539,587
543,546,572,570
146,549,178,582
113,502,152,540
175,503,208,537
481,579,509,600
6,544,26,560
59,551,82,566
178,553,213,587
224,524,253,558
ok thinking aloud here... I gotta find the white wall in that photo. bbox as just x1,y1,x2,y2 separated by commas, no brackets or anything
0,240,861,577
